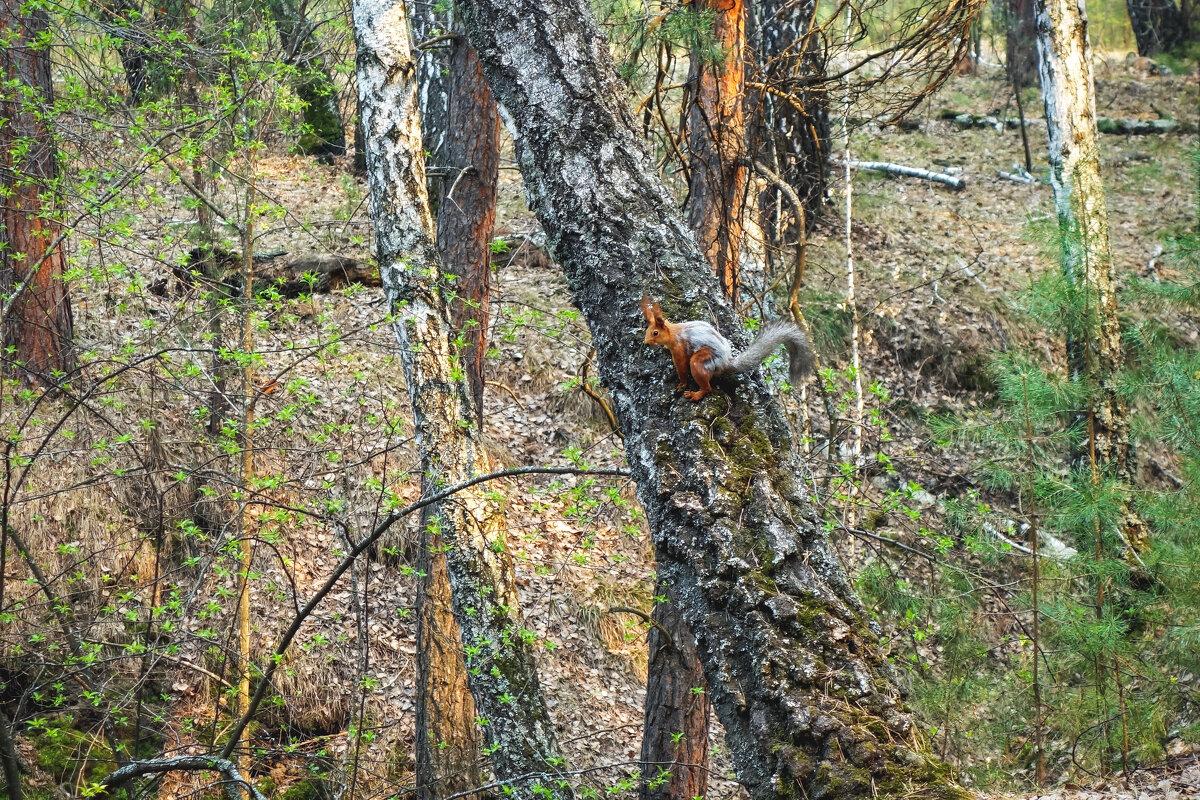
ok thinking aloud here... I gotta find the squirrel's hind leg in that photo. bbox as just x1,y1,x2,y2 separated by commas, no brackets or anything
684,348,715,401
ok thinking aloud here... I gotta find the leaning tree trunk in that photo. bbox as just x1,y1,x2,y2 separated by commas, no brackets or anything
457,1,970,798
1035,0,1147,549
1006,0,1038,89
351,2,569,799
0,0,75,383
270,0,346,158
1124,0,1185,56
686,0,749,302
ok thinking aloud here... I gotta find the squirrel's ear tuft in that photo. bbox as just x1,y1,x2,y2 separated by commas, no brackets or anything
639,295,655,321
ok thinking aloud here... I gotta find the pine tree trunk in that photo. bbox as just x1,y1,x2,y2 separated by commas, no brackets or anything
351,3,569,798
749,0,829,231
1035,0,1146,548
457,1,970,797
1006,0,1038,89
415,510,482,800
1124,0,1185,56
410,13,488,794
411,16,498,794
686,0,748,302
436,36,500,429
0,0,75,383
640,582,709,800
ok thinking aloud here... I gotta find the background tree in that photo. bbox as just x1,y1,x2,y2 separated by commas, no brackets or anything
1035,0,1145,550
267,0,346,158
749,0,829,226
0,0,75,383
1006,0,1038,89
639,581,709,800
1123,0,1185,55
686,0,749,301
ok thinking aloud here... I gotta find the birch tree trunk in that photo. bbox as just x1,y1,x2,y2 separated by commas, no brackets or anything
686,0,748,301
351,3,569,798
1035,0,1147,549
749,0,828,231
0,0,75,383
457,2,970,798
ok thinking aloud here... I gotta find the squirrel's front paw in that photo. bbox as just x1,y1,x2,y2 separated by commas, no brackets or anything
675,383,688,393
683,390,708,402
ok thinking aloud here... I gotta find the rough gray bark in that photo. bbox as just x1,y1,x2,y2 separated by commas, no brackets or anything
749,0,829,229
1035,0,1146,549
457,1,970,798
351,2,569,798
1124,0,1185,56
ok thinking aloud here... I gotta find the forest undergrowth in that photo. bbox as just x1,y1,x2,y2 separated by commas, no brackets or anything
1,27,1198,800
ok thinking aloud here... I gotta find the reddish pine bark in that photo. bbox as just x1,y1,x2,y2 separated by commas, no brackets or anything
0,0,74,383
687,0,748,302
640,583,709,800
437,38,500,428
415,510,482,800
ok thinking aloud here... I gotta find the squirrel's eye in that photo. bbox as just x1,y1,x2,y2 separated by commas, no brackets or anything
652,330,658,336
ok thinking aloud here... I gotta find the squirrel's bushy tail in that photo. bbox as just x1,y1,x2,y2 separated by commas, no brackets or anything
728,322,814,385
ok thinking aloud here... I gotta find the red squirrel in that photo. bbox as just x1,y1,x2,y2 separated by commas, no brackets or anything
640,297,813,401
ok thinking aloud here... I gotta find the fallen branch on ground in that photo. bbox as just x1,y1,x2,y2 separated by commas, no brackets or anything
97,755,267,800
835,158,966,189
941,109,1195,135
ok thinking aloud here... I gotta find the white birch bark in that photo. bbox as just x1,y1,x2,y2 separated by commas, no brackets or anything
1034,0,1145,548
350,2,570,795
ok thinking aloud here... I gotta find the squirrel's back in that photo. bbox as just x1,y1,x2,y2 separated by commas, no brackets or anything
676,321,734,368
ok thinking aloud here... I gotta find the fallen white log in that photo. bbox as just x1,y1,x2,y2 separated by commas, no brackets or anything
997,170,1037,184
837,158,967,189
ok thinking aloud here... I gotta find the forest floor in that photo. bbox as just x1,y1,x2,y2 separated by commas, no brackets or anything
16,48,1198,800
